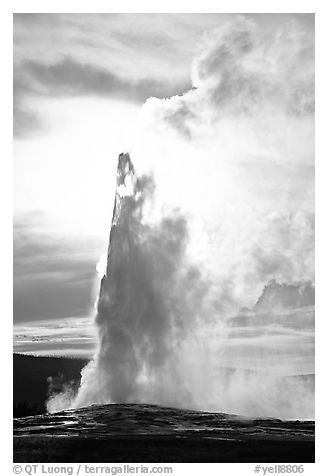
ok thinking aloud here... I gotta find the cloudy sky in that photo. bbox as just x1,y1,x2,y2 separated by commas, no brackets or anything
13,13,314,361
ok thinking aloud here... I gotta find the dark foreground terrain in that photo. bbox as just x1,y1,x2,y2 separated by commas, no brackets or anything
14,403,314,463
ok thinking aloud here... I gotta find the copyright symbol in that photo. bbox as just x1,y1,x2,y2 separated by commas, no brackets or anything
13,466,22,474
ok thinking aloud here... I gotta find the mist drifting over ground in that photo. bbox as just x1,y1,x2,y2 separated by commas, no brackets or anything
47,16,314,419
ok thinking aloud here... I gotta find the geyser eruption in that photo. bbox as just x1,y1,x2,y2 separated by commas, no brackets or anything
73,152,215,410
47,17,314,419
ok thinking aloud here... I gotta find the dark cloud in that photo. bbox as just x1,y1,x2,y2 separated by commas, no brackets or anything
13,57,190,137
14,215,98,322
15,57,187,100
13,99,43,138
14,264,94,323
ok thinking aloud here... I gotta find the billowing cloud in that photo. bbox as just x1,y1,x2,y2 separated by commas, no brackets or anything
192,16,314,115
131,15,314,311
144,16,314,141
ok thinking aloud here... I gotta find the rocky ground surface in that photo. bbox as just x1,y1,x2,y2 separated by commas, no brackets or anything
14,403,315,462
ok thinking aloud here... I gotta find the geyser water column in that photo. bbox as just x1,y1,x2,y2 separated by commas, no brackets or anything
74,152,206,408
95,153,142,402
92,153,168,403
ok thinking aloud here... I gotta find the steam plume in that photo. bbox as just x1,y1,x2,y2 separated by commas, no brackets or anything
69,152,313,419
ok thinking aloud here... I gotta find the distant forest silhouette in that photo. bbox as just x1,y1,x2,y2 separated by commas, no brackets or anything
13,354,88,417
